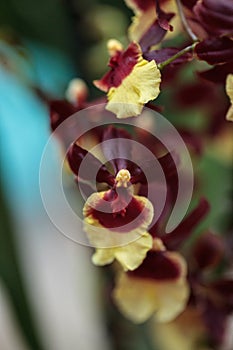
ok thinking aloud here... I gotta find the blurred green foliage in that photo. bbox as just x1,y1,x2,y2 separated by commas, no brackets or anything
0,0,73,51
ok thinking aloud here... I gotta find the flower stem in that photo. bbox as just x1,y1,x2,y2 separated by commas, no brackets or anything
175,0,198,42
158,42,197,69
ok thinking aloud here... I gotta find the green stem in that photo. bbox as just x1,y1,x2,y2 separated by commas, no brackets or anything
158,42,197,69
175,0,198,42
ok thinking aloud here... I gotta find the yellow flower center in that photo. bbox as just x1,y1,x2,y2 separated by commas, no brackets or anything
115,169,131,188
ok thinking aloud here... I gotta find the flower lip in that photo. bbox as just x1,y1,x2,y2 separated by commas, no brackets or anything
83,189,154,233
85,189,139,229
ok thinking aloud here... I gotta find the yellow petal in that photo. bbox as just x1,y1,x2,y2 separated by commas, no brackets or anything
226,74,233,121
154,307,207,350
113,252,189,323
226,74,233,101
92,249,115,266
153,251,189,323
114,273,159,323
226,105,233,122
92,232,153,270
106,58,161,118
153,275,189,322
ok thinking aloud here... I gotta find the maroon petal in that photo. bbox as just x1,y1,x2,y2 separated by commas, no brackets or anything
139,0,174,52
49,100,77,131
130,152,178,185
158,152,179,179
101,126,132,173
149,160,180,238
144,47,193,65
202,298,228,346
126,162,147,185
193,232,225,270
128,250,182,280
162,198,210,250
193,0,233,37
128,0,154,12
94,42,140,92
181,0,198,9
149,195,174,238
210,280,233,307
67,143,115,186
195,37,233,65
173,81,217,108
197,61,233,84
140,14,174,52
155,0,174,31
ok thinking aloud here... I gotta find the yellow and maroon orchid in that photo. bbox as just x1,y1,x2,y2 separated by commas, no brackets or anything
67,126,157,270
112,198,210,323
83,186,154,271
94,40,161,118
113,238,189,323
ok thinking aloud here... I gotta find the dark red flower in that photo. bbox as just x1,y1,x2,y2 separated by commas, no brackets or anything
193,0,233,37
192,231,225,270
188,232,233,346
157,198,210,250
195,37,233,65
181,0,233,38
181,0,198,10
49,99,77,132
198,61,233,84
